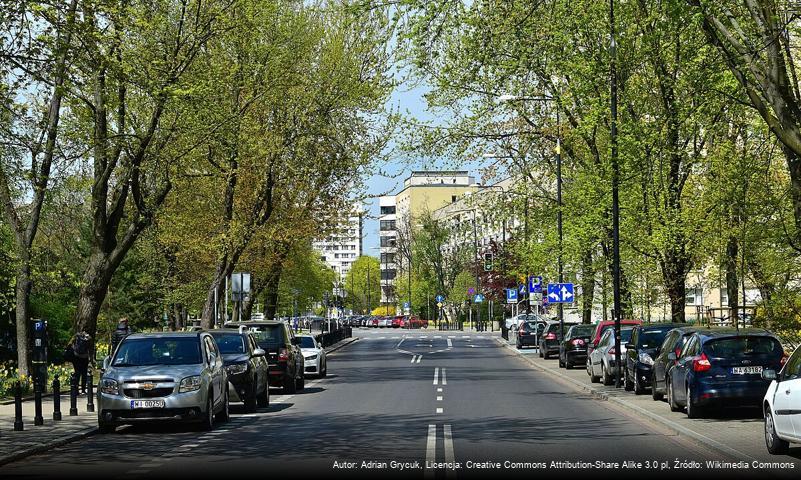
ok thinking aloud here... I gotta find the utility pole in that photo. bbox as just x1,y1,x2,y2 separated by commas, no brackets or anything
557,103,564,341
610,0,623,388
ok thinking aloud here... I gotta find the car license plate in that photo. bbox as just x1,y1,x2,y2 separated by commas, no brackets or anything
731,366,762,375
130,399,165,409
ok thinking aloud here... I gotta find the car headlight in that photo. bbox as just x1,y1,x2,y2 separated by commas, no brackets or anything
638,352,654,366
179,375,202,393
100,378,119,395
305,354,318,361
226,363,248,375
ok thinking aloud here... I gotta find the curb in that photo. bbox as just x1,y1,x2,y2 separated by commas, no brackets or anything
326,337,359,354
494,337,760,463
0,425,98,467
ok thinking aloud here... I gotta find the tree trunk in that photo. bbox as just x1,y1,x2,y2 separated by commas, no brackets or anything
264,269,282,321
725,235,739,320
662,262,687,323
14,263,32,376
747,258,775,322
201,259,235,328
74,252,117,341
580,249,595,324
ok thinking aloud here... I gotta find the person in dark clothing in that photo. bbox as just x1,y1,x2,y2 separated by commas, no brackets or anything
110,317,131,355
70,332,92,393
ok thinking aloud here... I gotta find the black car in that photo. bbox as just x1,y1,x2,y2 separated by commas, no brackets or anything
666,328,785,418
225,321,305,394
650,326,698,401
559,324,595,369
623,323,684,395
516,320,545,349
209,330,270,412
539,321,579,359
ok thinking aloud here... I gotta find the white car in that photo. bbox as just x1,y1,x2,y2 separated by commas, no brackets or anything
587,327,634,385
505,313,546,330
763,346,801,454
297,335,327,377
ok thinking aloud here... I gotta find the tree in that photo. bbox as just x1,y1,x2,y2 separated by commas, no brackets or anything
343,256,381,314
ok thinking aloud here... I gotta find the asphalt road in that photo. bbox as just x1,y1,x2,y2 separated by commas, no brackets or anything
2,329,796,479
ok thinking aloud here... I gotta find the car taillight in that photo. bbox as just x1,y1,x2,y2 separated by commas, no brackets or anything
545,333,556,340
608,347,616,355
674,347,682,357
278,348,289,362
571,339,585,346
692,353,711,372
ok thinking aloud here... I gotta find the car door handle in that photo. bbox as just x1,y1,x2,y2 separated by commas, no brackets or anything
786,389,792,395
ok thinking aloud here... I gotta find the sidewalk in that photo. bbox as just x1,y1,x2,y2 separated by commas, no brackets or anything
496,333,800,465
0,391,98,466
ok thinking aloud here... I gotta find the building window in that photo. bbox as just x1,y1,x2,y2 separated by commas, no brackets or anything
451,195,457,203
686,287,703,306
380,220,396,231
381,269,397,281
380,236,396,247
334,253,340,259
720,288,729,306
380,206,396,215
381,253,395,264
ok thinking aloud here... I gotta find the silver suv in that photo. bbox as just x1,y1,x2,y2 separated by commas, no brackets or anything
97,332,229,433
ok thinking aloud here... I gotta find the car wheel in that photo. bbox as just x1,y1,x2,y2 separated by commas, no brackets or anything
686,385,703,419
602,364,613,386
217,387,230,422
199,394,214,431
764,409,790,455
667,379,681,412
296,371,305,391
516,342,522,349
588,360,600,383
651,373,664,401
624,367,633,391
320,360,327,378
634,372,646,395
283,373,297,394
543,349,550,359
244,383,258,413
539,347,543,358
98,421,115,434
257,384,269,408
565,359,573,370
558,355,565,368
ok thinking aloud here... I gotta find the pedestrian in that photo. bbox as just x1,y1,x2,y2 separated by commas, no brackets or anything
69,331,92,394
110,317,131,355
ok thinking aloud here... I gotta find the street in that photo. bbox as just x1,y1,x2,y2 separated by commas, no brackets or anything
3,329,796,479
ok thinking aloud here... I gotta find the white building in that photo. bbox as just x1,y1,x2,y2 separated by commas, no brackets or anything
314,205,364,281
378,196,397,305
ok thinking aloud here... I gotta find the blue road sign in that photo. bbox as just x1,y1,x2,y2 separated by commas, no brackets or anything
468,287,475,295
474,294,485,303
506,288,518,303
529,276,543,293
546,283,575,303
403,302,410,309
435,294,445,303
518,284,526,296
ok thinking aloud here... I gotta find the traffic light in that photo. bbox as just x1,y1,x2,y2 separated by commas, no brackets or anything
483,252,493,271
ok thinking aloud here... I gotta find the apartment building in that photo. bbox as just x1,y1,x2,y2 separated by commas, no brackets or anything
314,205,364,281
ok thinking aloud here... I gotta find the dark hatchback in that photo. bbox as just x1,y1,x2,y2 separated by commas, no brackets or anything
539,321,579,359
516,320,546,349
623,323,684,395
650,326,698,401
209,330,270,412
559,324,595,369
225,321,305,394
666,329,786,418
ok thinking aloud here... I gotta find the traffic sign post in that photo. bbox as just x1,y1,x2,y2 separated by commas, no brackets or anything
505,288,518,304
528,276,543,293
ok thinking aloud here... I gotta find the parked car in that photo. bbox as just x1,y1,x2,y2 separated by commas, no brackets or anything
408,316,428,328
392,315,407,328
587,327,634,385
380,317,392,328
226,320,305,394
539,321,579,359
516,320,545,349
623,323,684,395
666,329,786,418
762,346,801,454
369,316,381,328
209,330,269,412
505,313,543,330
559,323,596,369
297,334,327,377
97,332,229,433
587,319,643,357
650,326,699,401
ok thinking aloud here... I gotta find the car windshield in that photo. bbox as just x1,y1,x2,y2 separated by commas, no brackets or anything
298,337,316,348
252,326,283,347
621,329,633,343
212,334,245,354
570,325,595,337
112,337,202,366
704,336,782,358
639,329,669,349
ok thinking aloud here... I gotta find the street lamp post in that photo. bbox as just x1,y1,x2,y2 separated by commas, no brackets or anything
610,0,623,388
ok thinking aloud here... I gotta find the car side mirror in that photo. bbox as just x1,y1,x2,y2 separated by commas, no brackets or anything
762,369,777,381
102,356,111,371
252,348,266,357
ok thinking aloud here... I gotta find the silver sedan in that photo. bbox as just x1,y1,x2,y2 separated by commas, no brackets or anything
587,327,634,385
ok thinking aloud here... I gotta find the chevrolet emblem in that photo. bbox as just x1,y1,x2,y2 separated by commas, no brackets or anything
142,382,156,390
